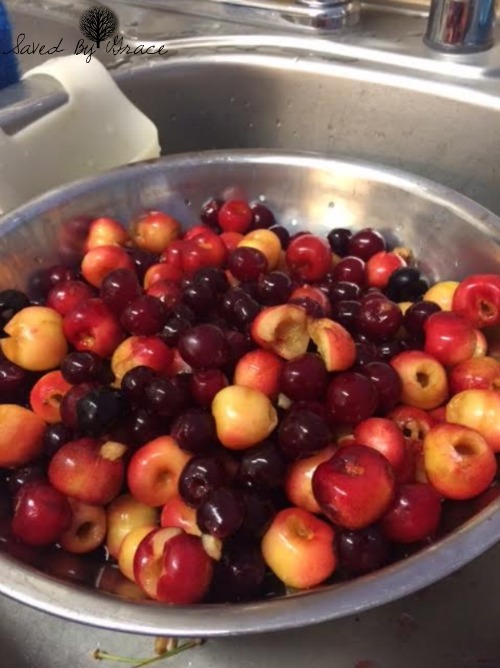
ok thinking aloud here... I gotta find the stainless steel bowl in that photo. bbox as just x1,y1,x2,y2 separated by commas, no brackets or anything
1,150,500,637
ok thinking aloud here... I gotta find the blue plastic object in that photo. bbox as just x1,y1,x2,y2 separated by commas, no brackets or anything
0,1,19,90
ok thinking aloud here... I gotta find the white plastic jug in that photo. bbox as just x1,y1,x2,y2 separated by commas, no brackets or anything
0,55,161,213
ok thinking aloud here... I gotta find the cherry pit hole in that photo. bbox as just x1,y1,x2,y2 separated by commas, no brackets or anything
416,372,430,388
48,393,64,407
76,521,94,540
454,442,476,458
479,299,496,319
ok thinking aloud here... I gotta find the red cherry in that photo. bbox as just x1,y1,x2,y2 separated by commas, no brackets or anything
452,274,500,328
347,228,386,261
183,230,227,273
312,444,396,530
380,482,441,543
12,481,72,546
63,298,125,358
424,311,476,366
285,234,332,282
46,280,94,316
218,200,253,234
366,251,406,289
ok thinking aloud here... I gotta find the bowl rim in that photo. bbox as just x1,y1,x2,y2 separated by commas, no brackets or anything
1,149,500,636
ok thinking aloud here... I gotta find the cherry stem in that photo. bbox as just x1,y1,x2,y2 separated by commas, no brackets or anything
93,639,202,667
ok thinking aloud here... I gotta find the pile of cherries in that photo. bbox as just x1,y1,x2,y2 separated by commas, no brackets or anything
0,195,500,606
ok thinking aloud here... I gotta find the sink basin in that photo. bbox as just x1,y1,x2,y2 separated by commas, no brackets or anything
114,52,500,216
2,1,500,216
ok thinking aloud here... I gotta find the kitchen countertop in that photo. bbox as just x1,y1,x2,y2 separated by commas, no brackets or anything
2,542,500,668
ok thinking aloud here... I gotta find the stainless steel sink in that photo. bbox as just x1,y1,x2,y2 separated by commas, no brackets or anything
2,1,500,216
2,1,500,664
114,54,500,217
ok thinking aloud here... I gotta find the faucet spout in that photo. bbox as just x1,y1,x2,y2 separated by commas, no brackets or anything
424,0,495,53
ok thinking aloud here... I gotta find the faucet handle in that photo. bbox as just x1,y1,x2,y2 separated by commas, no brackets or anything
424,0,495,53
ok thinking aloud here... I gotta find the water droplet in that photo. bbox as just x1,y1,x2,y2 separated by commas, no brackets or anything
229,97,235,104
276,119,282,128
248,122,254,129
328,201,335,208
258,194,266,202
184,198,191,207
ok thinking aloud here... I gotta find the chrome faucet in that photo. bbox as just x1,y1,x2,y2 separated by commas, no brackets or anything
113,0,360,31
424,0,496,53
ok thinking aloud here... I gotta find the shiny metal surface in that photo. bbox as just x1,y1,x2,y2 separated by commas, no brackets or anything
2,0,500,659
4,1,500,218
424,0,495,52
113,0,360,31
1,150,500,636
3,543,500,668
114,54,500,219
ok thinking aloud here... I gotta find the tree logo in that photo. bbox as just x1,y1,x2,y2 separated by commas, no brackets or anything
79,5,119,48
